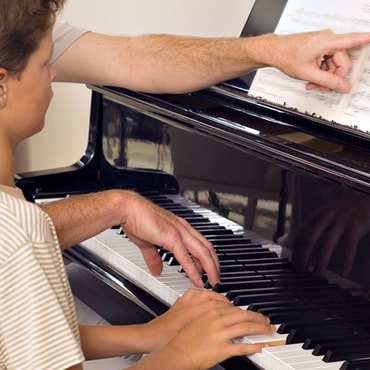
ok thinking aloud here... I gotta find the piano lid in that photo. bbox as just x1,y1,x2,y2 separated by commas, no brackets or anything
92,84,370,195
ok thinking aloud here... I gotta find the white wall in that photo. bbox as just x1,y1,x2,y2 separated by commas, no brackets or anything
15,0,254,173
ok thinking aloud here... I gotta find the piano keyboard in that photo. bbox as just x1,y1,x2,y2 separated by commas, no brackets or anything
77,193,370,370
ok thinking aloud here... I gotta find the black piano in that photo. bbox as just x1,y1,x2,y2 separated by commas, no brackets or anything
16,1,370,369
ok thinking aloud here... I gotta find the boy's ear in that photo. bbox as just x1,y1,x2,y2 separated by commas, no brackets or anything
0,68,9,109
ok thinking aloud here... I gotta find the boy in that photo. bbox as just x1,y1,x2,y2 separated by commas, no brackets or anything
0,1,274,369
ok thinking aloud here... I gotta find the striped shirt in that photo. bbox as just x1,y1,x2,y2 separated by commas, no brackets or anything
0,186,84,369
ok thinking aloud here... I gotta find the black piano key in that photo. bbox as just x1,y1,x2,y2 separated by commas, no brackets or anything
274,276,328,287
219,275,266,282
287,324,356,344
218,271,265,278
204,275,266,289
333,308,370,321
222,257,292,271
227,286,289,301
167,256,179,266
303,334,368,350
290,284,351,302
313,340,370,356
248,299,308,312
179,262,251,274
146,195,173,204
157,247,166,256
159,203,196,210
191,222,225,229
340,358,370,370
207,237,252,245
218,263,248,273
324,348,370,362
353,326,370,336
159,203,186,209
215,245,265,252
160,203,190,209
161,252,174,262
317,298,367,312
199,229,235,236
183,216,211,224
232,290,294,306
268,310,329,325
308,297,357,309
279,318,344,335
212,280,274,294
169,209,197,216
347,316,370,325
257,304,321,317
238,256,290,264
204,275,267,289
214,243,263,250
264,270,308,276
263,271,306,279
217,250,278,260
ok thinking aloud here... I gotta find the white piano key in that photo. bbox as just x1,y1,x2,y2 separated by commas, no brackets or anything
289,362,345,370
234,324,287,347
259,342,299,369
247,352,263,367
261,343,345,370
79,229,196,306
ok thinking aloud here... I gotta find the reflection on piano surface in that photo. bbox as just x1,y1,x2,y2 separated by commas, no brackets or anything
16,78,370,369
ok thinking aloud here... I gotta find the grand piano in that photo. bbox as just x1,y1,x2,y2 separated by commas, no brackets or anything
16,1,370,369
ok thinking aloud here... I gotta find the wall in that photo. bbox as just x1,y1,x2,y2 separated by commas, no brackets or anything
15,0,254,173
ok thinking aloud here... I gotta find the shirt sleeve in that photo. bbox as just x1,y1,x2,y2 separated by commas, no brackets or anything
52,20,89,63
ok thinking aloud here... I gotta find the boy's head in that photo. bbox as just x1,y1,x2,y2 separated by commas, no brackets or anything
0,0,65,75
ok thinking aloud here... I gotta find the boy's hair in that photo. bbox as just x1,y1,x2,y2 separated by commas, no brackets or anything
0,0,65,74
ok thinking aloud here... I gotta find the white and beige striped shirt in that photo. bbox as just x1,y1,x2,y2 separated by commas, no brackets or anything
0,186,84,369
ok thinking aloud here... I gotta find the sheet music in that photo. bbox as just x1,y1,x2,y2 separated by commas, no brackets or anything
249,0,370,132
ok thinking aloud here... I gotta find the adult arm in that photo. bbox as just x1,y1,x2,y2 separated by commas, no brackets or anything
40,189,219,287
53,29,370,94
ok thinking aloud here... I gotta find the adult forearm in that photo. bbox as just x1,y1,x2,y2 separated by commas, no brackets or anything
40,190,127,249
54,29,370,95
112,33,269,93
53,32,268,93
40,188,220,287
